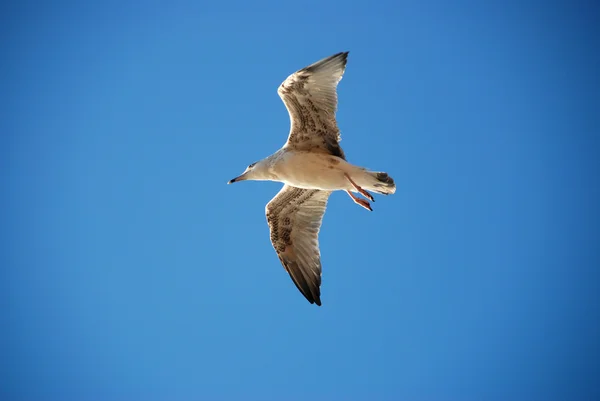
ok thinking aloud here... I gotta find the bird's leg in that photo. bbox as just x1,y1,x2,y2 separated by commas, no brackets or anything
344,173,375,202
346,190,372,211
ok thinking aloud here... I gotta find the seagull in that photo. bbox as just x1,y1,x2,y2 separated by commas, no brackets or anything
228,52,395,306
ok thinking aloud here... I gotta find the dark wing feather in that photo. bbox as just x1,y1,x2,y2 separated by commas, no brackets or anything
277,52,349,160
265,185,331,306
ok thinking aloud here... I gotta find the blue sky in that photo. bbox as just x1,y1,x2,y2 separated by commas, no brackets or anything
2,1,599,400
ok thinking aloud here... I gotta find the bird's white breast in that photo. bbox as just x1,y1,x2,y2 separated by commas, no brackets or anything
272,150,353,191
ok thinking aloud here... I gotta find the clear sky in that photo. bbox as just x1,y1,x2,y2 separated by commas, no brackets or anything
2,1,599,400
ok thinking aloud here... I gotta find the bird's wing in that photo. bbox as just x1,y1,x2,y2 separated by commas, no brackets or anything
265,185,331,306
278,52,349,160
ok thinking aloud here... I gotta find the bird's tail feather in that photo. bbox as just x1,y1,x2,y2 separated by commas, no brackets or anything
360,171,396,195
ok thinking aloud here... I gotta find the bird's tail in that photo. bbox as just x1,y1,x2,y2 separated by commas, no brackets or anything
359,171,396,195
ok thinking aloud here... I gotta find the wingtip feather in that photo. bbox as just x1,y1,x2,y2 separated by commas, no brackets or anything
302,51,350,74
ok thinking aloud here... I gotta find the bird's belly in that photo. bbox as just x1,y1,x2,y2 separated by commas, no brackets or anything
275,152,351,191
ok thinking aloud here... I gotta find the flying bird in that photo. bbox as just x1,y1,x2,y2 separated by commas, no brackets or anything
228,52,395,306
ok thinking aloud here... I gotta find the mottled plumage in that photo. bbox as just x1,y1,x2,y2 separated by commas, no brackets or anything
266,186,331,305
228,52,396,306
279,52,348,160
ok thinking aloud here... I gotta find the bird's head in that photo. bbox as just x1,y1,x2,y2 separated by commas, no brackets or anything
228,159,271,184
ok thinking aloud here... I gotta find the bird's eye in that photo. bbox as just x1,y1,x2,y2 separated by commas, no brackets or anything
248,162,257,169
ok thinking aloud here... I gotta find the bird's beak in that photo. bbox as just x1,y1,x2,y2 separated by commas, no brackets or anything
227,174,245,184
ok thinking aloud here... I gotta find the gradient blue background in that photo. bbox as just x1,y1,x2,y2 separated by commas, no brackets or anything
2,1,599,400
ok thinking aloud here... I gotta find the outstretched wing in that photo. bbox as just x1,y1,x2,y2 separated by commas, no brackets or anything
278,52,349,160
265,185,331,306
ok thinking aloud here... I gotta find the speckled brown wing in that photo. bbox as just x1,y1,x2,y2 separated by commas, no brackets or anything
278,52,349,160
265,185,332,306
